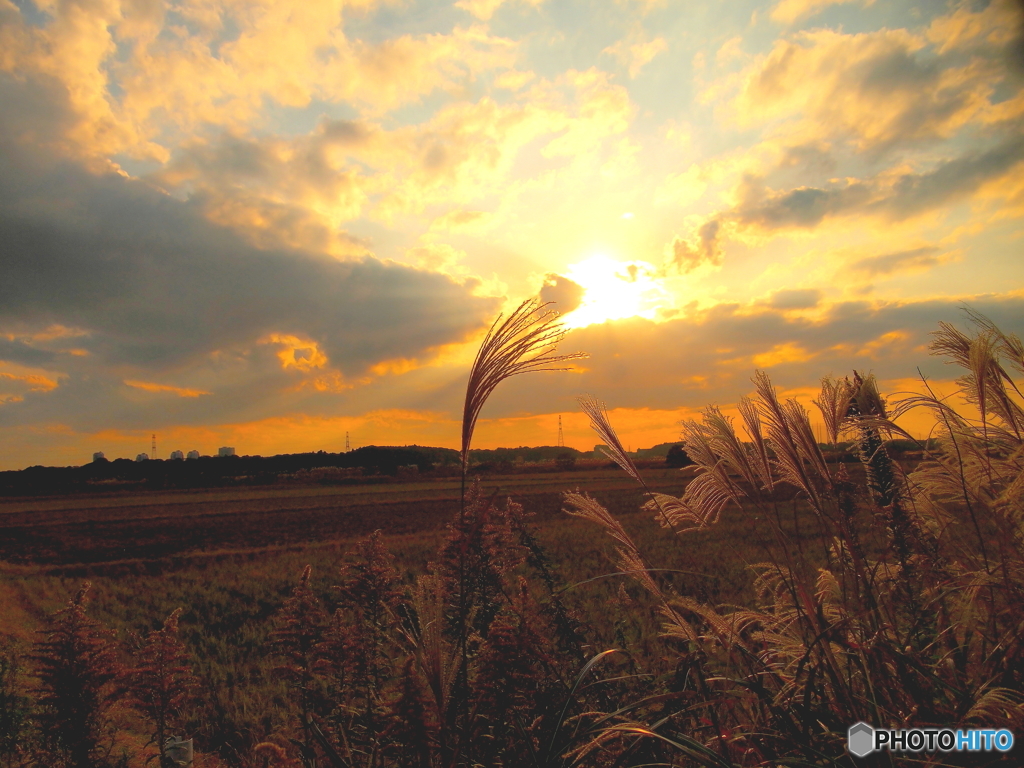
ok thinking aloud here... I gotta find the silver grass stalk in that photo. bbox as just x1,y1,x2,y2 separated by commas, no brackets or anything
578,394,678,530
461,300,586,480
738,396,774,492
577,394,644,485
751,370,830,513
813,376,856,446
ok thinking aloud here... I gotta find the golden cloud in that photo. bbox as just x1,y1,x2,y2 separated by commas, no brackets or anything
0,370,59,392
261,334,330,372
1,0,520,165
926,0,1020,54
123,379,212,397
727,25,998,152
770,0,867,26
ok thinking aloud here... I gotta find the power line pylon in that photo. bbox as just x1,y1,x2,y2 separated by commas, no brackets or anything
345,432,351,452
557,415,564,448
151,433,156,460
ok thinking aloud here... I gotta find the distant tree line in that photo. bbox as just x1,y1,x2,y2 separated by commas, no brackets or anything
0,446,459,496
0,445,599,496
1,436,935,496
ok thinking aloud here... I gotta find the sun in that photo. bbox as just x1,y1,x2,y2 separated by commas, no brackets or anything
561,255,670,328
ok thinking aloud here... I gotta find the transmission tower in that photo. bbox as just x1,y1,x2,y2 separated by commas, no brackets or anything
557,415,564,448
151,433,157,460
345,432,351,452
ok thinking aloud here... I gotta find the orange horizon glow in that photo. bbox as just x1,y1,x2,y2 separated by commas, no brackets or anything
0,374,963,470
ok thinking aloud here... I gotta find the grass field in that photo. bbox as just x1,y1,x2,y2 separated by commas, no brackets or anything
1,464,839,765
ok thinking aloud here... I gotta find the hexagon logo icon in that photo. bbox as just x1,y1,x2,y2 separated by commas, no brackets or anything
848,722,875,757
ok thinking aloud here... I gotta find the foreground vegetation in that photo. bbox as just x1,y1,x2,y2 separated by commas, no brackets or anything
1,304,1021,767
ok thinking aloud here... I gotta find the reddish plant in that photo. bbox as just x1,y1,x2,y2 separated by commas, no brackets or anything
271,565,328,766
127,608,198,768
33,583,120,768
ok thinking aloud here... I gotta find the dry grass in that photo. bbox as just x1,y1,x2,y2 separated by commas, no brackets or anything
461,300,586,484
568,310,1024,766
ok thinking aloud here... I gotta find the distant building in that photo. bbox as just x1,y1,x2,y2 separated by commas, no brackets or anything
92,451,105,461
217,446,236,457
170,450,184,460
135,452,149,462
186,450,200,460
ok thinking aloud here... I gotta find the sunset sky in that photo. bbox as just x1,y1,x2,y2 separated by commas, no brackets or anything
2,0,1023,469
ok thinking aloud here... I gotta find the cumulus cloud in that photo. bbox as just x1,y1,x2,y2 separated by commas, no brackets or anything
926,0,1023,57
152,68,636,233
154,123,375,255
430,209,492,232
456,0,546,21
660,2,1024,274
0,68,498,432
0,0,519,162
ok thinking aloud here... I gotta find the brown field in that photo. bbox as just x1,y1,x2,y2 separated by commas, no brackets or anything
0,466,695,566
0,463,797,664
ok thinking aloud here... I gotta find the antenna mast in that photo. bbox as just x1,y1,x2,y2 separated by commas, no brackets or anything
345,432,351,452
151,433,156,460
557,415,564,448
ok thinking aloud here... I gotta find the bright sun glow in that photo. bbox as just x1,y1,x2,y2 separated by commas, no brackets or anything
562,255,670,328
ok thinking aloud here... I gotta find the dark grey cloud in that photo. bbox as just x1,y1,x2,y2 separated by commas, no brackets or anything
1011,0,1024,72
0,143,494,373
161,120,372,192
320,119,375,146
662,131,1024,275
0,72,76,150
711,132,1024,240
538,273,585,314
851,247,941,276
880,135,1024,218
0,338,56,366
734,177,872,230
762,288,822,310
667,219,721,274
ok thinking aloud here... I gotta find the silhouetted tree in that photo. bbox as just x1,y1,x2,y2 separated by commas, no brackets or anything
665,444,693,467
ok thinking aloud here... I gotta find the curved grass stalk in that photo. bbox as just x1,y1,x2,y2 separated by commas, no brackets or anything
461,299,586,506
